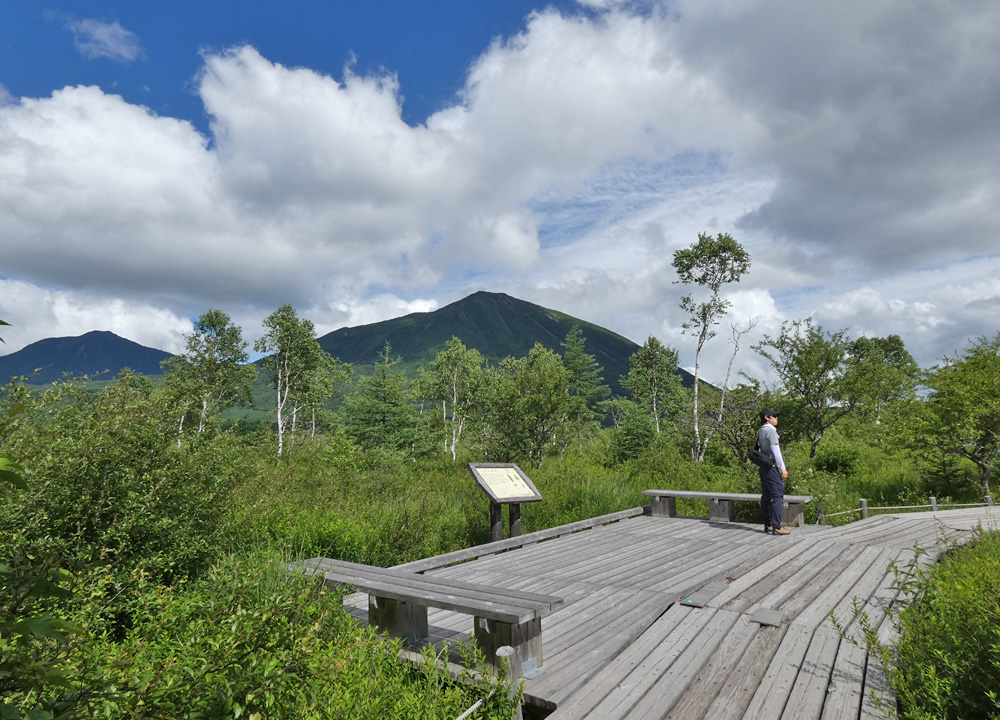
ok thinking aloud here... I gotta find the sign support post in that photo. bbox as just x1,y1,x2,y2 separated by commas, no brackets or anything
468,463,543,542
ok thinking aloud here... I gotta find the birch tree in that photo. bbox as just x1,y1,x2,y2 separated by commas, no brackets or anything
672,232,751,462
161,309,254,443
419,337,485,461
255,305,331,456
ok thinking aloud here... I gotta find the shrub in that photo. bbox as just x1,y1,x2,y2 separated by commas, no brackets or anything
4,373,243,587
841,530,1000,719
891,530,1000,719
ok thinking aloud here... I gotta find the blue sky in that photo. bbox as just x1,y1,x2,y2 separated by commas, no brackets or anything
2,1,585,129
2,0,1000,383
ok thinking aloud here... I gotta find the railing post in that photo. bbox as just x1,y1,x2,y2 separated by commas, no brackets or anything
930,496,938,512
496,646,523,720
860,498,868,519
986,495,994,507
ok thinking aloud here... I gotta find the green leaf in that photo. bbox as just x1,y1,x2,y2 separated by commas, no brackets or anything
14,617,69,641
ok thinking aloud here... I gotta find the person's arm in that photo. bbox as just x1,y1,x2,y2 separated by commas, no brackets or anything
770,444,786,471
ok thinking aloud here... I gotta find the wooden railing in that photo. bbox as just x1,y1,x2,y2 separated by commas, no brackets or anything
824,494,994,520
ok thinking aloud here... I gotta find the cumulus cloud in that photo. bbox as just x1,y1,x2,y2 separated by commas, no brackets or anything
66,18,145,62
3,0,1000,387
0,280,191,354
672,0,1000,274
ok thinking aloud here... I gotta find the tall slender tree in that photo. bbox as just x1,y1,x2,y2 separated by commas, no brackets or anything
561,325,610,451
622,336,685,435
672,232,751,462
255,305,332,456
419,337,485,461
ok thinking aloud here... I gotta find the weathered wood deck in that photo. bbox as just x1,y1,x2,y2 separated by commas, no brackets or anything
342,505,999,719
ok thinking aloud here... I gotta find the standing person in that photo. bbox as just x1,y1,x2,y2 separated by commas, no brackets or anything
758,408,790,535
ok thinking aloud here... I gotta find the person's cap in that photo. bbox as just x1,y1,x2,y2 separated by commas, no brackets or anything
759,408,780,420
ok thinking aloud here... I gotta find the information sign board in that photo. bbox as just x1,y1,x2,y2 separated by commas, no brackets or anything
468,463,543,504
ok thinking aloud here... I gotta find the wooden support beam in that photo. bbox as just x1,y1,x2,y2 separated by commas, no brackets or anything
475,615,545,679
369,595,428,646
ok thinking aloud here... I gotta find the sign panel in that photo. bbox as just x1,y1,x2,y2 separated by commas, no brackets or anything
468,463,543,504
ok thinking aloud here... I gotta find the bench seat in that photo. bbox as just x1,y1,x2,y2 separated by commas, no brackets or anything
298,557,563,678
641,489,813,527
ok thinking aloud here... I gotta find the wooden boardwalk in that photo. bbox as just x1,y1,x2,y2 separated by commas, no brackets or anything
344,505,999,719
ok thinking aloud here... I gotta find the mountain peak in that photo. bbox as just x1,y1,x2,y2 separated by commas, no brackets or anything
317,291,643,393
0,331,173,384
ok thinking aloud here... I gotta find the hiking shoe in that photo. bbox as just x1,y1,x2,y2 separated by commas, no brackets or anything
772,526,791,535
763,525,772,534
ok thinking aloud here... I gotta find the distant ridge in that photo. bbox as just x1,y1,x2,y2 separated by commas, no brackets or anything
317,291,690,394
0,292,694,394
0,330,173,384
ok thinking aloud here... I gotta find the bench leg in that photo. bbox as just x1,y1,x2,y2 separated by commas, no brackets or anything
785,502,805,527
650,496,677,518
474,616,544,679
710,499,736,523
369,595,428,646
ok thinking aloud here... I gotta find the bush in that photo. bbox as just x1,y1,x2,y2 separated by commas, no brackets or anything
843,530,1000,719
5,555,518,720
891,530,1000,719
8,373,252,579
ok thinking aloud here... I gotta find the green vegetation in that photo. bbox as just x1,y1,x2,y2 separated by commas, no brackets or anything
2,294,998,717
841,531,1000,720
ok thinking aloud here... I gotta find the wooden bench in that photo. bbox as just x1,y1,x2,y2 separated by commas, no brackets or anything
641,489,813,527
298,557,564,679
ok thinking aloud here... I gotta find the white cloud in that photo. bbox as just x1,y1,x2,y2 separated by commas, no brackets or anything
2,0,1000,390
67,18,145,62
0,280,191,354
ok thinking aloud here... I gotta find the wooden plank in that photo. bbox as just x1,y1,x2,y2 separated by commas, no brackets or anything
533,586,624,649
540,590,666,663
717,542,837,614
627,609,743,720
819,635,868,720
860,620,898,720
644,533,790,595
662,613,761,720
804,547,894,634
318,568,553,624
320,564,557,617
708,541,823,609
680,580,730,608
324,574,537,624
698,624,786,720
528,592,674,707
739,624,814,718
545,605,691,720
750,607,783,626
643,490,813,503
450,523,658,582
774,545,869,625
394,507,646,573
322,558,564,611
575,532,722,589
567,607,723,720
780,625,842,720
